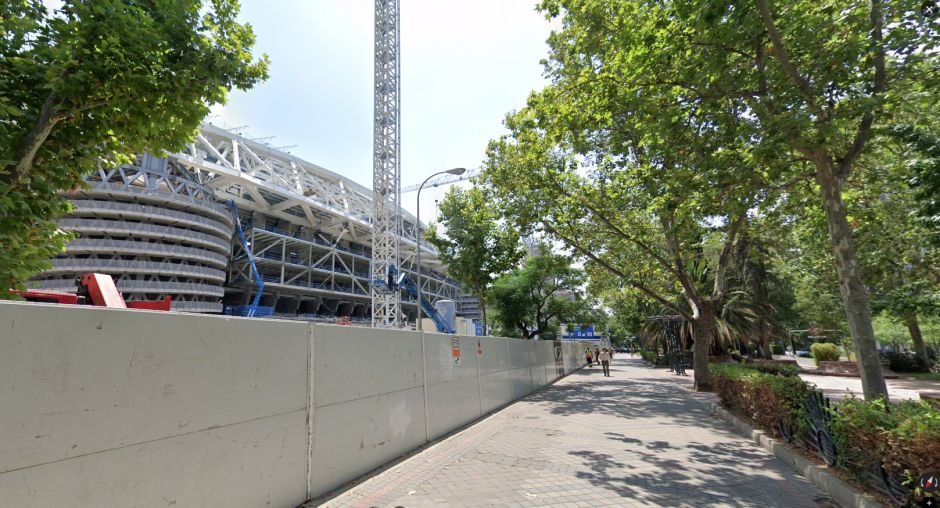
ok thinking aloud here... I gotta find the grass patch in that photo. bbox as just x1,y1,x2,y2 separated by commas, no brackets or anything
901,372,940,381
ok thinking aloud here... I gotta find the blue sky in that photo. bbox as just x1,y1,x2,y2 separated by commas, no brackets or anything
209,0,560,219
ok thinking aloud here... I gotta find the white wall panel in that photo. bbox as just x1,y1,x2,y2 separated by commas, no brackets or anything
426,376,482,440
479,370,513,413
310,387,426,497
423,333,477,385
0,302,307,476
0,301,585,508
0,403,307,508
477,336,510,375
312,324,423,408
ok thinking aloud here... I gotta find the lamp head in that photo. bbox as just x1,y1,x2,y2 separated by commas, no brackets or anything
446,167,467,175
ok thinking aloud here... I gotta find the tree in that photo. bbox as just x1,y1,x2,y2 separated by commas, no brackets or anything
488,251,594,340
0,0,269,296
425,186,524,335
483,120,754,389
493,0,938,400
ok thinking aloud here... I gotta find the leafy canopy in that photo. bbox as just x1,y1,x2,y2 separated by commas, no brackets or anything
0,0,269,296
425,186,524,333
488,250,595,340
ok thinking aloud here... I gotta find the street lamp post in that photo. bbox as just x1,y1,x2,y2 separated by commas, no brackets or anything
416,167,466,331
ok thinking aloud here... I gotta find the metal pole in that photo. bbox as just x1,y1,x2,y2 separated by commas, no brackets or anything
417,184,422,331
415,168,465,332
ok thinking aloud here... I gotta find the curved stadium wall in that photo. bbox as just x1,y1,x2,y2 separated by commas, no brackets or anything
29,154,233,313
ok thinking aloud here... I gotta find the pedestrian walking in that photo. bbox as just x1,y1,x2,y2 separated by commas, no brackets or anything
585,348,593,366
598,348,611,377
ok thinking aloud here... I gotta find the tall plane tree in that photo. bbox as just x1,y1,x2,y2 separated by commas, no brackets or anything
425,186,524,335
486,0,937,400
0,0,269,296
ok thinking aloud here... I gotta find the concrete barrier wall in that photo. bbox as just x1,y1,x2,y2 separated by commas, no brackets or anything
0,301,310,508
0,302,586,507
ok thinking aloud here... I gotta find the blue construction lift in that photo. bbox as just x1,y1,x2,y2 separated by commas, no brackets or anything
225,202,265,317
386,265,454,334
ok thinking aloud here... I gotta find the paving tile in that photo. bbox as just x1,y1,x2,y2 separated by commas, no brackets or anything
306,358,831,508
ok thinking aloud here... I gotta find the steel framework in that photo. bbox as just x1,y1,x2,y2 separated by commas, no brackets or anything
371,0,402,328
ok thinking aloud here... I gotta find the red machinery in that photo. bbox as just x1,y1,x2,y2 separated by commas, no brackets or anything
12,273,171,311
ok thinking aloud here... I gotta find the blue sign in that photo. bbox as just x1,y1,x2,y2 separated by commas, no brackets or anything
474,322,483,336
562,326,604,339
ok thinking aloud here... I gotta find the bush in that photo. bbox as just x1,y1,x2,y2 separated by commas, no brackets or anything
640,351,664,366
750,362,799,378
711,364,812,439
713,363,940,499
810,343,841,365
879,351,931,373
831,397,940,479
771,344,784,355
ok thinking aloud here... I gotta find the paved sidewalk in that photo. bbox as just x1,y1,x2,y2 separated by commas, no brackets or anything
307,357,832,508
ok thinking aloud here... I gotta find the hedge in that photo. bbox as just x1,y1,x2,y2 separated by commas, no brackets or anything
711,363,940,504
879,351,931,373
640,350,667,366
711,364,811,439
810,343,841,365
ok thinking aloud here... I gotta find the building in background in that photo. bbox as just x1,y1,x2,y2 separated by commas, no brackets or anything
31,123,462,323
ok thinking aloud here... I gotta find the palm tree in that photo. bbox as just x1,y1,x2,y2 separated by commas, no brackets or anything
640,260,777,356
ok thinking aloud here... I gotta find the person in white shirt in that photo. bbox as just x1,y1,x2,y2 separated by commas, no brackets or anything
597,348,612,377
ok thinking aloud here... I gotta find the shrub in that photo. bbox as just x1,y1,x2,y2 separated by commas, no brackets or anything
810,343,841,365
831,397,940,479
640,351,662,366
771,344,784,355
879,351,930,373
711,364,812,439
751,362,799,378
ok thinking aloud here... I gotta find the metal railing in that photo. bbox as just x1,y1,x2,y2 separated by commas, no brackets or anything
171,300,223,313
44,258,226,282
232,277,368,296
31,279,225,297
57,219,231,254
69,200,232,238
77,181,231,220
250,224,373,259
64,238,228,268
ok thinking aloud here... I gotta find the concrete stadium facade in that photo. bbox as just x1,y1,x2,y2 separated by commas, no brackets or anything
31,122,462,321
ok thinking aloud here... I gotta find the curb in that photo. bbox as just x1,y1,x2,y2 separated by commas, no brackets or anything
709,403,884,508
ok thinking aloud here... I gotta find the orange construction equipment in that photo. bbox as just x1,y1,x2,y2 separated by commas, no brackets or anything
12,273,171,311
78,273,126,308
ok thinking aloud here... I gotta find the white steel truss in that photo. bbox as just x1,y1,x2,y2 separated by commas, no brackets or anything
371,0,402,328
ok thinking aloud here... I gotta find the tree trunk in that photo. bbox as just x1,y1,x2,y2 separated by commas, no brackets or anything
477,292,488,336
902,309,928,363
691,302,717,391
2,91,63,187
758,326,773,359
815,162,888,400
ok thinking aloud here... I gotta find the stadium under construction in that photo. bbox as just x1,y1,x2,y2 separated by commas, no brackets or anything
28,122,468,325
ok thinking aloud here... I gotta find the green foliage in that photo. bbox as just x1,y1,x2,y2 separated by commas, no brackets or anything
771,344,784,355
425,186,524,335
749,361,799,378
639,350,666,367
887,124,940,235
831,397,940,480
715,364,940,491
487,251,594,340
879,351,931,374
710,364,812,440
0,0,269,297
810,343,842,366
